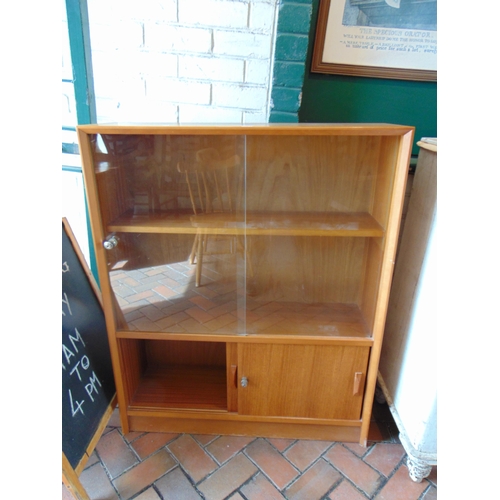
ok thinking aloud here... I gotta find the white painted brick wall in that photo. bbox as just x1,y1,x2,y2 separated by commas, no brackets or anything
179,55,244,82
213,31,272,58
145,25,212,53
178,0,249,29
212,82,268,109
87,0,279,124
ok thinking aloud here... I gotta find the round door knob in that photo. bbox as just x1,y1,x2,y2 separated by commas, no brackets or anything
240,377,248,388
103,235,118,250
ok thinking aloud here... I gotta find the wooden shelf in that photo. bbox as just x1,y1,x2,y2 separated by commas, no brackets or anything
130,365,227,411
108,211,384,237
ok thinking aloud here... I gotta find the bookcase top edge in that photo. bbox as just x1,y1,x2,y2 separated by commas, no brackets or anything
77,123,415,136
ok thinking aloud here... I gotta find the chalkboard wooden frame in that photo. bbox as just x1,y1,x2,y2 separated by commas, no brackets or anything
62,218,117,498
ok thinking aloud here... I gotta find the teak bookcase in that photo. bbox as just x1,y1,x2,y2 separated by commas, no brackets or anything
78,124,414,446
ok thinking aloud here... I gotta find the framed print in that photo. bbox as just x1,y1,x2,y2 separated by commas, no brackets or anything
311,0,437,81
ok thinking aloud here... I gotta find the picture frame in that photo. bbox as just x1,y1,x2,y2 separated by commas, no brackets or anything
311,0,437,82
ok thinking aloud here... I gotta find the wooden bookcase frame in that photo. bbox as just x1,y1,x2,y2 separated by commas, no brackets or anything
78,124,413,446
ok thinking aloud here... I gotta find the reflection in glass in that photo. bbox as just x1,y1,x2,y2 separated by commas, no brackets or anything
90,132,392,339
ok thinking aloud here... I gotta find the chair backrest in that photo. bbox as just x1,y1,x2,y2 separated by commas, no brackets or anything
178,148,242,216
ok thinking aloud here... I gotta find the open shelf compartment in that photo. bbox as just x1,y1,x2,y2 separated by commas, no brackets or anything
120,339,228,411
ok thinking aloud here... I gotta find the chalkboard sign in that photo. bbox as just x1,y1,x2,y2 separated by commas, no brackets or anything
62,219,115,471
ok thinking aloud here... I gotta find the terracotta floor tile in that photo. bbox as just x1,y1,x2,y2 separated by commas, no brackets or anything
113,449,176,500
139,304,165,322
206,435,255,464
328,479,367,500
153,284,178,299
123,431,144,443
189,294,218,310
324,444,383,497
186,306,216,323
206,312,240,330
131,432,179,460
374,464,428,500
245,438,299,490
284,440,332,471
240,472,285,500
427,466,437,486
179,317,211,333
156,311,190,329
192,434,219,446
84,450,100,469
197,453,258,500
95,429,138,479
284,459,342,500
342,442,371,457
133,487,162,499
168,434,218,483
209,300,238,317
79,462,119,500
108,408,121,427
130,316,161,332
364,443,406,477
155,466,203,500
267,438,295,452
422,485,437,499
128,290,156,303
228,494,245,500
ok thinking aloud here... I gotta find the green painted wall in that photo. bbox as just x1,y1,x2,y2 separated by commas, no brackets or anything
299,0,437,155
270,0,314,123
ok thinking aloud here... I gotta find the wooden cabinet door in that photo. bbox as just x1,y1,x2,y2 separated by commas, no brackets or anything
238,344,370,420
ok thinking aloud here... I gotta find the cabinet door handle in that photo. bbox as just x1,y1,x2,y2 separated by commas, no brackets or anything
103,235,118,250
231,364,238,388
240,376,248,388
353,372,363,396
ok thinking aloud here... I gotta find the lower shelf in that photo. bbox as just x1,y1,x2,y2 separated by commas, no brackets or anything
130,364,227,411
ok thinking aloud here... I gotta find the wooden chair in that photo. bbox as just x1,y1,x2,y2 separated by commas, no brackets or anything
177,148,243,287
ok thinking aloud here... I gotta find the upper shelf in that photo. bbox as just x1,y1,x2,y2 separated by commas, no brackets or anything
107,211,385,237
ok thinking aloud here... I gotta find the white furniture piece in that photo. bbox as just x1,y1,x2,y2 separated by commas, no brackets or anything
378,139,437,482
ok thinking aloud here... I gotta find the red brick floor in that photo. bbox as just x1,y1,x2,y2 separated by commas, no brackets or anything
63,403,437,500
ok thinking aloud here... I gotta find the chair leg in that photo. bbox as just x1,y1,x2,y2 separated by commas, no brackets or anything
190,234,198,265
195,234,204,287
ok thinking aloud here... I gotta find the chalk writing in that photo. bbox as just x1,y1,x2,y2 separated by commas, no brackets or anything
62,266,103,418
62,292,72,316
62,220,115,470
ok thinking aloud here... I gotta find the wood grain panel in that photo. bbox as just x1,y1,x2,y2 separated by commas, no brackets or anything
127,414,362,442
359,238,383,334
226,343,238,412
245,135,380,214
247,236,367,304
118,340,228,411
95,164,131,229
371,136,400,228
118,339,146,405
130,365,227,410
238,344,369,420
145,340,226,367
